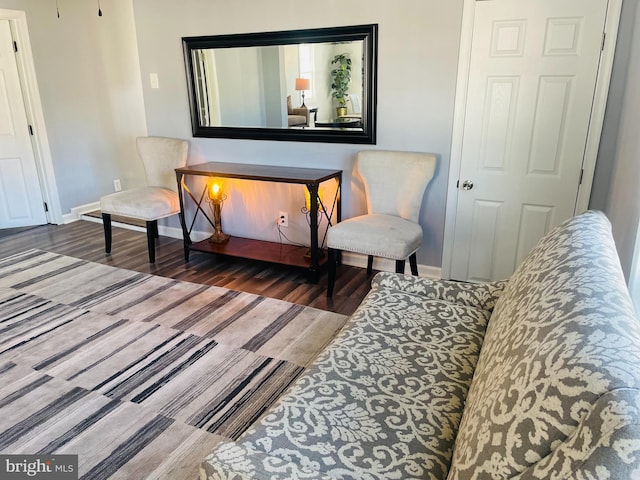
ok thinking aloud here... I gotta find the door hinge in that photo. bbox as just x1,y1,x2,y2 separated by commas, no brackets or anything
13,41,17,53
601,32,606,51
43,202,48,213
579,168,584,185
28,125,34,135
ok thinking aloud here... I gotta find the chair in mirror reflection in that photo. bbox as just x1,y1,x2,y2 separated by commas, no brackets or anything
100,136,189,263
326,150,437,297
286,95,309,127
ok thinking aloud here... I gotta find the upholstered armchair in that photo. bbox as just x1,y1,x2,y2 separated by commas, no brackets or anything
326,150,437,297
100,136,189,263
286,95,309,126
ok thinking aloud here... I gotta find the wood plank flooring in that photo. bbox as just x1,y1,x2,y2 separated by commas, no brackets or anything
0,220,372,316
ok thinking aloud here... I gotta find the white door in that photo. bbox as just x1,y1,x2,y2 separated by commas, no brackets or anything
0,19,46,228
449,0,608,281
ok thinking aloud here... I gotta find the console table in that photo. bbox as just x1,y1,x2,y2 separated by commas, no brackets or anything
175,161,342,282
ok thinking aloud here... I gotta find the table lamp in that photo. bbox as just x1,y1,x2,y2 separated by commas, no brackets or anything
295,78,310,108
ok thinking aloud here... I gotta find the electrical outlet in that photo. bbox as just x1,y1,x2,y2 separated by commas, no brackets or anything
278,211,289,228
113,179,122,192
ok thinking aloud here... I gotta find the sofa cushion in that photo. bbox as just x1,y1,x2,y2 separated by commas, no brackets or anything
447,211,640,479
371,273,507,312
203,275,505,479
201,442,334,480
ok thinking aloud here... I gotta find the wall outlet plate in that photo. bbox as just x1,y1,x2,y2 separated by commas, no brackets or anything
278,211,288,227
113,179,122,192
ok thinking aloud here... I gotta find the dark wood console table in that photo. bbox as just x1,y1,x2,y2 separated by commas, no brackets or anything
175,161,342,282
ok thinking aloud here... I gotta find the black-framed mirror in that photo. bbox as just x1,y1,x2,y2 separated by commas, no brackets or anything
182,24,378,144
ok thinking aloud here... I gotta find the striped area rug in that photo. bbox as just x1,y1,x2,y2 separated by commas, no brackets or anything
0,249,347,479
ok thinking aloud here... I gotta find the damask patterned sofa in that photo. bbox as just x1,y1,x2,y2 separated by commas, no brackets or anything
200,211,640,479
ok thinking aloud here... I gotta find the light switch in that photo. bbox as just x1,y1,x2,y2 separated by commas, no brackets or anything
149,73,159,89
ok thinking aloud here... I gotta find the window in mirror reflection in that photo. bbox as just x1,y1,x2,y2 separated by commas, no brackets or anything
298,44,313,102
191,40,364,129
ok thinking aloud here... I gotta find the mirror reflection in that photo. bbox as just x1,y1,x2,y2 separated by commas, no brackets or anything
192,41,364,129
183,24,377,144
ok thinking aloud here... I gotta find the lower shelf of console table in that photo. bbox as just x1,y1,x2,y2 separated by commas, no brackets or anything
187,236,327,272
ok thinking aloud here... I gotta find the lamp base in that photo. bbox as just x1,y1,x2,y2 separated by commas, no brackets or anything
209,231,230,243
304,249,325,259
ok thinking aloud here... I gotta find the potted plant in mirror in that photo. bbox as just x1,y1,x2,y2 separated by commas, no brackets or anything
330,53,352,117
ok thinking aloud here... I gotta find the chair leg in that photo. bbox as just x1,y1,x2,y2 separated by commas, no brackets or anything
146,220,157,263
409,253,418,276
395,260,406,274
102,213,112,254
366,255,374,275
327,248,338,298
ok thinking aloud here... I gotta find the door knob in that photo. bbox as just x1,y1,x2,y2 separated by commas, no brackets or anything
461,180,474,191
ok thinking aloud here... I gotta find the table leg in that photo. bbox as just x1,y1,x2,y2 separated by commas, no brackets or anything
308,183,320,282
176,172,191,262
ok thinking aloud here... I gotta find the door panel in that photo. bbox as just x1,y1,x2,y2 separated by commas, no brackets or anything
467,200,503,281
450,0,608,281
0,19,45,228
0,157,32,221
515,204,555,266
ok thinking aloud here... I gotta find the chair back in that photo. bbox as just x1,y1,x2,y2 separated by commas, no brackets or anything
137,136,189,191
357,150,436,222
346,94,361,114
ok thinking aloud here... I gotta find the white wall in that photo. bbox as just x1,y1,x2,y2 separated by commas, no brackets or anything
0,0,148,213
132,0,463,268
590,0,637,211
605,0,640,281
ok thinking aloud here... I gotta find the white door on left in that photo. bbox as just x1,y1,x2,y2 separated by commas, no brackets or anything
0,19,46,228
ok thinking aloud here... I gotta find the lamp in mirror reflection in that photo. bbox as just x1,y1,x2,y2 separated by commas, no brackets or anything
295,78,310,108
207,180,230,243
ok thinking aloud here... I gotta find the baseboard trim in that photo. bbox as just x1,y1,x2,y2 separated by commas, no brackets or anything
63,201,101,224
340,252,441,279
78,213,210,242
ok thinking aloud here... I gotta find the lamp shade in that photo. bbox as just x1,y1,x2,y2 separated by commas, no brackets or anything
295,78,310,91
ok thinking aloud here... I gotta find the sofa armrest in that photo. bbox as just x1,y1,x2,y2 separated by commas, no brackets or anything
511,388,640,480
371,272,507,312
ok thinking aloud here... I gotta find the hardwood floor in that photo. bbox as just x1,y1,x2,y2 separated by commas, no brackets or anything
0,220,372,316
0,226,40,238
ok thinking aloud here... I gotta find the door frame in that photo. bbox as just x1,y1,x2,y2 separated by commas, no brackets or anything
0,9,62,225
441,0,623,279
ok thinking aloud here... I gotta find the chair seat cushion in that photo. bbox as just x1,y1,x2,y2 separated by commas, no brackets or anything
100,187,179,221
327,213,423,260
288,115,307,126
